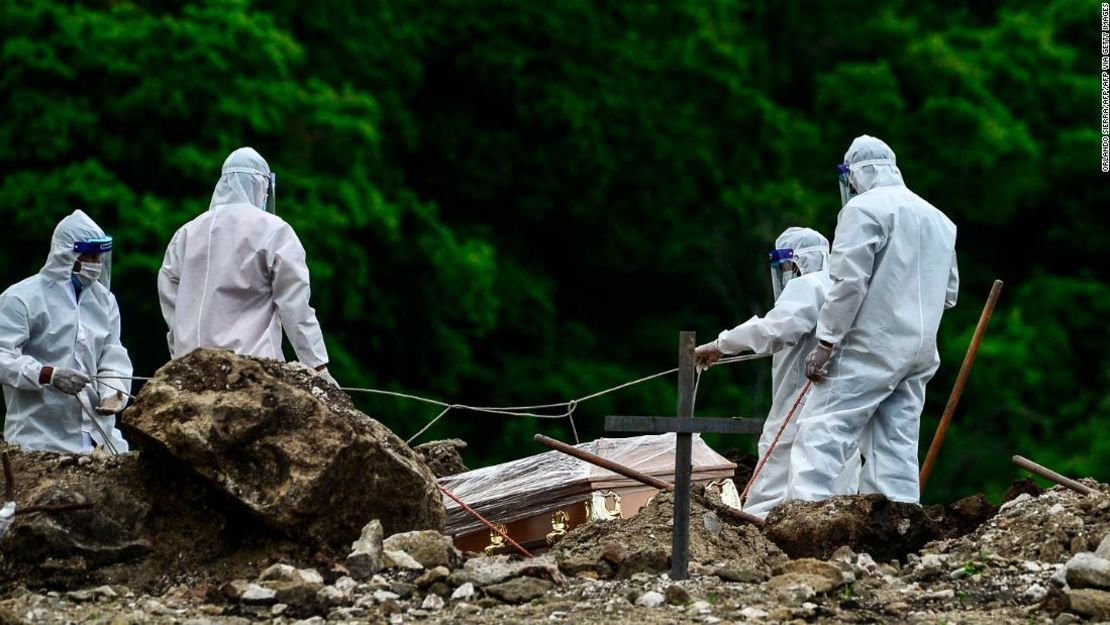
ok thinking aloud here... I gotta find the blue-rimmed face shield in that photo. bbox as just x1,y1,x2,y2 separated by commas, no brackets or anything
72,235,113,288
837,163,856,207
769,248,797,300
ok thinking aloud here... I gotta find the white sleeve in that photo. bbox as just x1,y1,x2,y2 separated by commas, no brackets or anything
716,278,822,355
816,203,886,344
0,293,45,390
270,224,329,368
945,249,959,309
95,293,133,403
157,229,183,355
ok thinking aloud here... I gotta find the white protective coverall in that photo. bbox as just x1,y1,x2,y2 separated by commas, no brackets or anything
716,228,859,518
0,210,132,453
788,135,959,504
158,147,329,367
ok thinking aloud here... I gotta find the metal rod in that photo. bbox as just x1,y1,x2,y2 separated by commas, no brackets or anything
439,484,533,558
1,452,13,501
15,502,96,515
740,381,811,506
920,280,1003,490
671,331,696,581
534,434,674,491
1011,455,1096,496
718,506,766,527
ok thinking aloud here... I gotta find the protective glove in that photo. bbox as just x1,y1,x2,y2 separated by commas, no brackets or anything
314,367,339,388
96,391,127,415
805,342,835,382
49,367,91,395
694,341,723,373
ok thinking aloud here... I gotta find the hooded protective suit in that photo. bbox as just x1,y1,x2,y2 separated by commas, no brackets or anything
158,148,329,367
715,228,859,518
0,210,132,453
787,135,959,504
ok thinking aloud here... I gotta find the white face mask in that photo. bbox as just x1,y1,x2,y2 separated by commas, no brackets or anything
74,261,102,286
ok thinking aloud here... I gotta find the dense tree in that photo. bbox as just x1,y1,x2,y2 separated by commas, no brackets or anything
0,0,1104,502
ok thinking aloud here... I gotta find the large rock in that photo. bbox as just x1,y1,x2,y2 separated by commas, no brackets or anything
765,494,932,562
1067,588,1110,620
125,349,445,548
1065,553,1110,590
382,530,460,569
0,445,259,590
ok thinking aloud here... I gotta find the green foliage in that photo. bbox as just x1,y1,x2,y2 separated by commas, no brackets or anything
0,0,1104,503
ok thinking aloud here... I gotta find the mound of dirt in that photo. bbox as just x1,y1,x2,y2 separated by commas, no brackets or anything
924,492,999,540
552,487,786,578
414,439,469,478
765,494,933,562
0,446,306,592
124,348,445,550
922,481,1110,565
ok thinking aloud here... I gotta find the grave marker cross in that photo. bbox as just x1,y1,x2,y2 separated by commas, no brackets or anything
604,331,764,580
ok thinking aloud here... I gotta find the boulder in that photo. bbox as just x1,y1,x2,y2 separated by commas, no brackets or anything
1065,553,1110,590
413,439,469,478
765,494,933,562
1067,588,1110,620
382,530,460,569
0,445,263,590
125,349,445,549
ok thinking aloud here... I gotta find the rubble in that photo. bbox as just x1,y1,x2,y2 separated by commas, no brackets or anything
125,349,445,550
0,347,1106,624
414,439,470,478
552,488,787,578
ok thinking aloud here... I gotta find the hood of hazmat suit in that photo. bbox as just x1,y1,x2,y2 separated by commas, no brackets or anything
210,147,275,213
716,227,859,517
788,135,959,505
157,147,329,368
0,210,132,453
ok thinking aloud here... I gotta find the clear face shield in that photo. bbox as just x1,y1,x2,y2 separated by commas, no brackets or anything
837,163,856,207
73,235,113,289
768,248,798,300
265,171,276,214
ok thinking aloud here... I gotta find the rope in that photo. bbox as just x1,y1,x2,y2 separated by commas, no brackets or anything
101,352,771,446
739,380,812,506
76,399,120,456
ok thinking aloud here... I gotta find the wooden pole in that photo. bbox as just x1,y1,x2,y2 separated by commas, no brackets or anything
920,280,1003,491
533,434,674,491
671,331,696,580
1011,455,1096,497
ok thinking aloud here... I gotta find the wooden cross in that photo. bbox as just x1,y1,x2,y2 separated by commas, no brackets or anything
605,331,764,580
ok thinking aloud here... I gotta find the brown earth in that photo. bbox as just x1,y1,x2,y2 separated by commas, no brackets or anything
552,487,787,578
0,445,308,593
124,348,445,550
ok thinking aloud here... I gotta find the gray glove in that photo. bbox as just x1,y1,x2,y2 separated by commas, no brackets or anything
96,391,127,415
805,342,834,382
49,367,90,395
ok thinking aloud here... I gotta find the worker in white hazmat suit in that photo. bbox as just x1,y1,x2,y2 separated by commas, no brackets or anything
694,227,859,518
158,147,335,384
788,135,959,504
0,210,132,453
